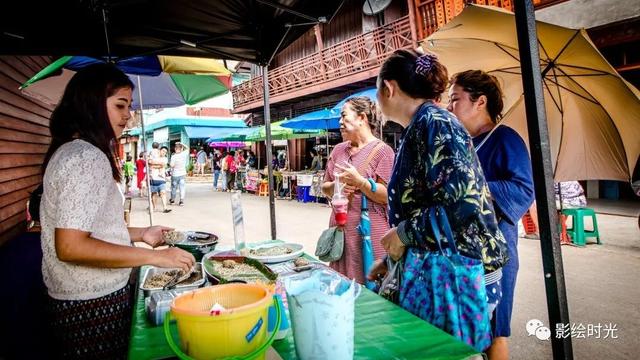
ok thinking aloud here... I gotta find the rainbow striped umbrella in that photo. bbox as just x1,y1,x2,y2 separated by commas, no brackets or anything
20,55,232,109
20,55,231,227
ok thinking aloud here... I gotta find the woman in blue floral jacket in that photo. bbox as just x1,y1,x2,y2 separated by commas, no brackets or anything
369,50,508,348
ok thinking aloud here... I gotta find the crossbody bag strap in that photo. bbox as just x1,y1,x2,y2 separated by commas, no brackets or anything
341,141,385,208
356,140,385,177
357,141,385,208
428,207,459,256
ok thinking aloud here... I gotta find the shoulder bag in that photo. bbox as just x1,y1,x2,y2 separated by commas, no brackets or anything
316,141,386,262
398,207,492,352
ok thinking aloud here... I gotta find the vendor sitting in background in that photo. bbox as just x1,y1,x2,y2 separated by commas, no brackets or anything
310,148,323,171
277,149,288,170
527,181,587,239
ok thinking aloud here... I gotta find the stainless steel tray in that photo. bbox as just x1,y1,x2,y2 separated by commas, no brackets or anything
140,262,205,298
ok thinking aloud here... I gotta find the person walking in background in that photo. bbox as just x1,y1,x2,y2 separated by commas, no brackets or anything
169,142,189,206
212,149,222,190
448,70,534,359
122,155,135,196
38,64,194,358
235,150,246,191
149,147,171,213
369,50,508,351
220,150,228,191
321,96,394,284
195,146,207,176
224,150,237,191
135,152,146,197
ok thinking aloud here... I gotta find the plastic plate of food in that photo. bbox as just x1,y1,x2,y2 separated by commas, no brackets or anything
242,243,304,263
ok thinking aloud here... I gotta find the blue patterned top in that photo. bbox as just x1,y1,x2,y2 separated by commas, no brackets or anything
388,102,508,272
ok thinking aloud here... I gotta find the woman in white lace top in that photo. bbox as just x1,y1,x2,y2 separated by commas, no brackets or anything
39,64,195,359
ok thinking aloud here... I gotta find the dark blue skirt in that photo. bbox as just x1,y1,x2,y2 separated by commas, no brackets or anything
493,220,519,337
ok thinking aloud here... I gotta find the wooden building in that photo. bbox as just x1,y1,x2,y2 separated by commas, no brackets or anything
231,0,569,170
0,56,53,245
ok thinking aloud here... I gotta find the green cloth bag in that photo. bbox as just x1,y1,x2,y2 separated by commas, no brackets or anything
315,226,344,262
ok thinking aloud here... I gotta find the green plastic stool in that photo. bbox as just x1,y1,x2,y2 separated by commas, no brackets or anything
561,207,601,246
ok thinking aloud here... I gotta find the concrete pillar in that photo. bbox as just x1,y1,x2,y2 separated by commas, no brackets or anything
586,180,599,199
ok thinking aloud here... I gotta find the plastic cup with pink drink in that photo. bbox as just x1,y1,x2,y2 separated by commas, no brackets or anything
332,172,348,226
333,197,348,225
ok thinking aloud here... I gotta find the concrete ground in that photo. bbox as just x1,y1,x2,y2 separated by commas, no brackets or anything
131,182,640,359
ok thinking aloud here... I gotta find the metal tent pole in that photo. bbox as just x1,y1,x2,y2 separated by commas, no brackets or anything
514,1,573,359
325,123,330,157
136,76,154,226
262,66,277,240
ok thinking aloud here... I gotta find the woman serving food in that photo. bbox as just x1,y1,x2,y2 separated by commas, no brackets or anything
39,64,195,359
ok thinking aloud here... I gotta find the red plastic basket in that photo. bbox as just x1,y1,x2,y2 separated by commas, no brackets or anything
522,211,537,234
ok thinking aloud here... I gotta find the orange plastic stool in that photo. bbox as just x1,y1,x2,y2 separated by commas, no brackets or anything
258,180,269,196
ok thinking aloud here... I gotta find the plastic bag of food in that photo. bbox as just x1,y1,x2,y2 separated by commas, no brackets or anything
283,269,361,360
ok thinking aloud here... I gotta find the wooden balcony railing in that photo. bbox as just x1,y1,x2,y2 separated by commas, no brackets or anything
414,0,514,40
232,16,413,111
414,0,561,41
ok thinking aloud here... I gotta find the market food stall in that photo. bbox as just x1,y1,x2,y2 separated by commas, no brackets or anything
245,170,261,193
276,171,325,203
128,242,482,360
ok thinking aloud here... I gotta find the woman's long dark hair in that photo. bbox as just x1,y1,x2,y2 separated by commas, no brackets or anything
42,63,134,182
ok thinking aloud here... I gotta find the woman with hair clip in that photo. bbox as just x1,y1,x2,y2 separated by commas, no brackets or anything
369,50,508,351
321,96,395,284
448,70,534,359
39,63,195,359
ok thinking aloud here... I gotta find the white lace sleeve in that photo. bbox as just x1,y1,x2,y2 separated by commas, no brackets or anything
53,148,112,232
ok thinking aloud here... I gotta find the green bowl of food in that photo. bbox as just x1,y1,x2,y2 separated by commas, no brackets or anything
164,231,219,262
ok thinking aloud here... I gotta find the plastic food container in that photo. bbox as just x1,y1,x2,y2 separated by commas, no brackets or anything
145,289,183,326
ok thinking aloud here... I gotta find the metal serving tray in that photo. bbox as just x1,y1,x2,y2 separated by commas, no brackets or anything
139,262,205,298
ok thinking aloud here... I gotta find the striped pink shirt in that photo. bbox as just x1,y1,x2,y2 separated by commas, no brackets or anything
324,140,394,284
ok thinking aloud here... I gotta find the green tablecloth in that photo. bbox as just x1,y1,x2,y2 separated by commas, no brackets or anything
129,270,482,360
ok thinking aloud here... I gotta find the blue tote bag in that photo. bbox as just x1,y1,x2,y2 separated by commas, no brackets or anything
399,207,492,352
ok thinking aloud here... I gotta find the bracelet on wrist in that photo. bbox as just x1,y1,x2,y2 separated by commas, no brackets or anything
367,178,377,192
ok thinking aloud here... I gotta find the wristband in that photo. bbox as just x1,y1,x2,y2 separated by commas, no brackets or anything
367,178,377,192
